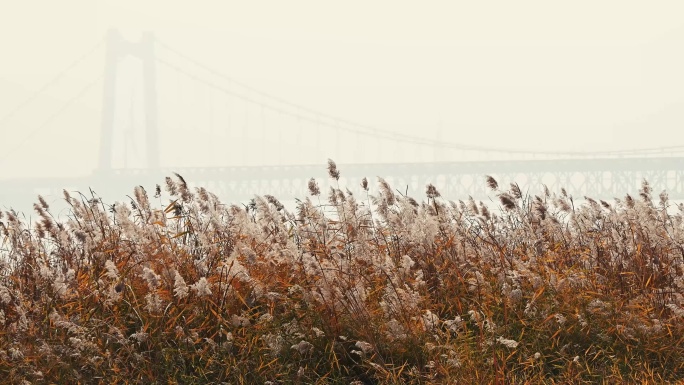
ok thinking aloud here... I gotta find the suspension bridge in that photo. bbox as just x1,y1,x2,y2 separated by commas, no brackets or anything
1,29,683,213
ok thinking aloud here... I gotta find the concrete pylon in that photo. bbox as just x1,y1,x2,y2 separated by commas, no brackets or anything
98,28,159,173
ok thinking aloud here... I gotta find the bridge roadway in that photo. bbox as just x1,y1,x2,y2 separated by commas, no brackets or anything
1,157,683,213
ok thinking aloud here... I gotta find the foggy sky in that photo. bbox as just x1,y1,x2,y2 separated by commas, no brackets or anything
1,1,684,180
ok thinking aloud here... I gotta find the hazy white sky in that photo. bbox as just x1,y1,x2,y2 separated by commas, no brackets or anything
1,1,683,178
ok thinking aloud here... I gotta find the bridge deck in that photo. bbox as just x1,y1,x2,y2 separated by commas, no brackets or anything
2,157,683,212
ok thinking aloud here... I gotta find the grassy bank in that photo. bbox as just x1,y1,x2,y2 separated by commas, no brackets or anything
1,160,683,384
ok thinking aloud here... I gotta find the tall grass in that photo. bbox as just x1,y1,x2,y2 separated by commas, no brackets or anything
1,160,683,384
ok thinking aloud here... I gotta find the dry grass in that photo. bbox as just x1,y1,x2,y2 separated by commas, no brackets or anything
1,161,684,384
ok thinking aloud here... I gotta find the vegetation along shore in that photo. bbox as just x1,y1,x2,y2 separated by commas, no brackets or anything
1,160,683,384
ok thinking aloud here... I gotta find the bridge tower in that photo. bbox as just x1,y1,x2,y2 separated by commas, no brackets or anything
98,29,159,173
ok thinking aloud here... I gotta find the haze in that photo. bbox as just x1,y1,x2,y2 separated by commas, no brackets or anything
1,1,683,183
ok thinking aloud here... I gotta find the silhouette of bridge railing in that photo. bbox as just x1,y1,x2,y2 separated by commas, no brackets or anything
2,156,683,214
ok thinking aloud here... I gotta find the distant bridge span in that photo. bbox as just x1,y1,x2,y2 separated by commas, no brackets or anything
2,30,684,213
